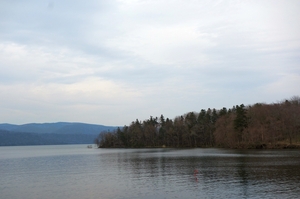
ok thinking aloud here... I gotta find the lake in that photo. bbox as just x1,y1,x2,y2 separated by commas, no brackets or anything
1,145,300,199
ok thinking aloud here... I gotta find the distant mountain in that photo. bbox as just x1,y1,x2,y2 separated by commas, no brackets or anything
0,130,99,146
0,122,119,146
0,122,118,135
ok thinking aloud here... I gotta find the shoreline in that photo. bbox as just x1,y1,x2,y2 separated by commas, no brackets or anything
98,143,300,149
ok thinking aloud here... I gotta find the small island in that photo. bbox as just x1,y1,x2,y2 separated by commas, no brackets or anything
95,96,300,149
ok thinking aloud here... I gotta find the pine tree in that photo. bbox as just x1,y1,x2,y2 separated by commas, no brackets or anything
234,104,248,143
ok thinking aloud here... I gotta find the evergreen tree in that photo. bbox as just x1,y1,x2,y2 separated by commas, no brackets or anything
234,104,248,143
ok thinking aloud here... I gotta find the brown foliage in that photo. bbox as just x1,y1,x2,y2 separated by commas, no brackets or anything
97,96,300,148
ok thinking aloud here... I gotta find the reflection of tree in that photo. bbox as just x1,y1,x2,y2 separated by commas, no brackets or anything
98,149,300,198
237,154,249,198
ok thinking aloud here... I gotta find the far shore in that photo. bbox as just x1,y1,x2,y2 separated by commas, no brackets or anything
97,143,300,149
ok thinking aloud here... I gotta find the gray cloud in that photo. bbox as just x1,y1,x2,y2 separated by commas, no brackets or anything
0,0,299,125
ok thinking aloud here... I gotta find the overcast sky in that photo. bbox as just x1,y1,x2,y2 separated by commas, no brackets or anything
1,0,299,126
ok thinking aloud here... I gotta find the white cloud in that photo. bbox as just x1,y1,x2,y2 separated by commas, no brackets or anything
0,0,299,125
0,77,142,125
261,73,300,99
0,42,119,82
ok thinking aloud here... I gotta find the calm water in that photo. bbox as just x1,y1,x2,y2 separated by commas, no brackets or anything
1,145,300,199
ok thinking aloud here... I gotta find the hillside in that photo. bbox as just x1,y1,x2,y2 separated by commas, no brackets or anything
96,96,300,149
0,122,117,134
0,122,118,146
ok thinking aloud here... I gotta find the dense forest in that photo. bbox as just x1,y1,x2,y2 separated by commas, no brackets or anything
95,96,300,149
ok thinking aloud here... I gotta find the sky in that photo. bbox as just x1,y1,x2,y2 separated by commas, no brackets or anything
0,0,299,126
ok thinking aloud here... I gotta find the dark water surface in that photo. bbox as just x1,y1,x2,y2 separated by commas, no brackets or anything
1,145,300,199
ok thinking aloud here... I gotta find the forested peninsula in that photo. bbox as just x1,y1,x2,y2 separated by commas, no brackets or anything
95,96,300,149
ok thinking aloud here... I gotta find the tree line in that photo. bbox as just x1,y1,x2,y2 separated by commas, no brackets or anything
95,96,300,149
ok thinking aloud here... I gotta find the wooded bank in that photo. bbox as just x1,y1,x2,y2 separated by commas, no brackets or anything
95,96,300,149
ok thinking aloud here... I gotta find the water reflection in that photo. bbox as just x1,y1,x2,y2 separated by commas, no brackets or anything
236,154,249,198
1,146,300,199
96,148,300,198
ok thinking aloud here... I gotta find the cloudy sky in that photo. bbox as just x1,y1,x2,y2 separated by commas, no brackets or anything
1,0,299,126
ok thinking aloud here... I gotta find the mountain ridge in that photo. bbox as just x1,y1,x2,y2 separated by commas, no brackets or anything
0,122,118,135
0,122,119,146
